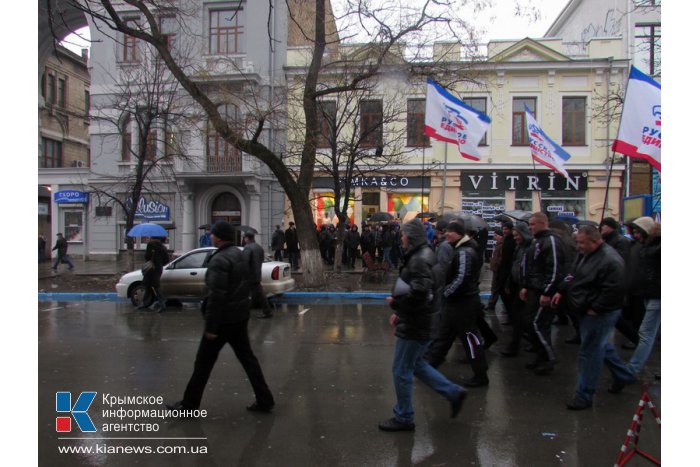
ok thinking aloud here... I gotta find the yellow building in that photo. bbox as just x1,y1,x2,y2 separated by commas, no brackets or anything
285,35,627,228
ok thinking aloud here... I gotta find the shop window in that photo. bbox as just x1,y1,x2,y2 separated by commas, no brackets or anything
64,210,83,242
209,8,244,55
314,192,355,227
463,97,488,146
359,100,383,148
317,101,337,149
461,196,506,258
540,192,586,220
562,97,586,146
512,97,536,146
41,138,62,168
515,190,533,212
388,193,428,221
407,99,429,147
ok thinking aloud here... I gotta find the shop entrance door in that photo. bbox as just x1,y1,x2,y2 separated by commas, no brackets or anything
210,193,243,245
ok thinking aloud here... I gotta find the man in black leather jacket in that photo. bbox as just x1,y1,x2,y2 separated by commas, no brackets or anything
378,219,467,432
552,225,624,410
425,219,489,387
168,221,275,414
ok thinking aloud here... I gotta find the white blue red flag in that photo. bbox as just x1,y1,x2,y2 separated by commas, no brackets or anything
612,66,661,171
525,107,572,181
424,79,491,161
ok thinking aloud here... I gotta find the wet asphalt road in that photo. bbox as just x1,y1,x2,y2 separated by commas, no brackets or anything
39,300,660,466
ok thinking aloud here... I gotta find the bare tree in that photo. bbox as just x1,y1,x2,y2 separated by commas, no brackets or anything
51,0,516,285
87,48,195,270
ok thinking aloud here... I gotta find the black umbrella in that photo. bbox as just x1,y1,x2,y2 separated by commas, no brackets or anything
369,212,394,223
234,225,259,234
496,210,533,223
416,212,438,221
438,212,488,232
198,224,211,230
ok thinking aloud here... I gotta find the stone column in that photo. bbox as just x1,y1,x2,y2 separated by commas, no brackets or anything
181,192,195,252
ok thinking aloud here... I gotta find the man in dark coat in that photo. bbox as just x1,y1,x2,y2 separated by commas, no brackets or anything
520,212,565,375
500,222,533,357
285,221,300,270
243,231,273,319
168,221,274,413
343,224,361,269
271,224,285,261
552,225,625,410
51,233,75,272
379,219,467,432
425,219,489,387
138,236,169,311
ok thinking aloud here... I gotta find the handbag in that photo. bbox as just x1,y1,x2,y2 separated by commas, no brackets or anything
141,260,154,275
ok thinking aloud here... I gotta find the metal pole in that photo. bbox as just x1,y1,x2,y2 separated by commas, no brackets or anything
440,143,447,215
421,146,425,212
601,153,615,225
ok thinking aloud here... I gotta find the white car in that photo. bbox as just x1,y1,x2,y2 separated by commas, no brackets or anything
116,247,295,306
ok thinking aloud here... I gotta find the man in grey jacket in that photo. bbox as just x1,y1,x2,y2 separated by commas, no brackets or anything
244,230,273,319
167,221,274,414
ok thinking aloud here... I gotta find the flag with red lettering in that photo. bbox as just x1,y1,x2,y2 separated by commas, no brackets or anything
612,66,661,171
424,79,491,161
525,107,572,182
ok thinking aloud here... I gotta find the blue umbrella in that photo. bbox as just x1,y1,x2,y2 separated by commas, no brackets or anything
127,223,168,237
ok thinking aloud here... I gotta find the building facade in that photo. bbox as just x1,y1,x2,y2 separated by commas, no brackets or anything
39,45,91,259
284,36,628,233
76,0,293,259
545,0,661,207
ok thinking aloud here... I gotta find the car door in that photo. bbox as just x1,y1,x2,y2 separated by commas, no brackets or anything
160,249,213,298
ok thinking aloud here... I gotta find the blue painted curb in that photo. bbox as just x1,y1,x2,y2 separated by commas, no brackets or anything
39,292,491,302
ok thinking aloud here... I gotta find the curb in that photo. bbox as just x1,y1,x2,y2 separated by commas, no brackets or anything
39,292,492,303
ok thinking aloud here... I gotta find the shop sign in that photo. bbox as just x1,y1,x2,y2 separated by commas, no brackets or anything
314,176,429,190
54,190,89,204
128,198,170,221
460,171,587,193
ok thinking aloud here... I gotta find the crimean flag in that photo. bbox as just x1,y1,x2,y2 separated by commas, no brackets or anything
611,66,661,171
424,79,491,161
525,106,573,182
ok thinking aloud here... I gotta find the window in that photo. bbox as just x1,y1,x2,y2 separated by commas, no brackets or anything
359,100,383,148
159,15,177,53
512,97,536,146
84,90,90,115
47,74,56,105
209,9,244,55
173,251,210,269
145,130,158,160
463,97,488,146
121,117,131,161
407,99,429,147
207,104,241,171
562,97,586,146
64,211,84,242
165,128,179,160
317,101,337,149
635,24,661,76
57,78,66,108
41,138,62,168
122,17,140,62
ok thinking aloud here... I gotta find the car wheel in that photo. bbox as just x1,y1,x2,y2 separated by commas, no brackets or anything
129,283,150,307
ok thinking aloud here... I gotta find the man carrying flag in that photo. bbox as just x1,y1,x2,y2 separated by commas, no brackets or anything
424,79,491,161
611,66,661,171
525,106,573,182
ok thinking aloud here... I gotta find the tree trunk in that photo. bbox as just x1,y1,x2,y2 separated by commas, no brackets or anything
288,191,324,287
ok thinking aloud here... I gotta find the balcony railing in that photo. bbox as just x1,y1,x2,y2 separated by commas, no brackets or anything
206,155,242,173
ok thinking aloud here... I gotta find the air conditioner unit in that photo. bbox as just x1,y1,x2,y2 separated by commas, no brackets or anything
71,160,85,168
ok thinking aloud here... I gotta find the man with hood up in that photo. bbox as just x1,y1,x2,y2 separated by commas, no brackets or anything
379,219,467,432
425,219,489,388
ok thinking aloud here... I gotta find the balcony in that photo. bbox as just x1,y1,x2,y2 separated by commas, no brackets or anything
206,155,242,173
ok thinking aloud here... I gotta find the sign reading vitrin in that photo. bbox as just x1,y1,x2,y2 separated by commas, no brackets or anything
460,171,587,193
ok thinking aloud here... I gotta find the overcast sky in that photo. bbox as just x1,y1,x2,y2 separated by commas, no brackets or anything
60,0,570,56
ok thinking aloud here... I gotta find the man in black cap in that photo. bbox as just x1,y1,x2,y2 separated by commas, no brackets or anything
51,233,75,272
425,219,489,387
243,230,273,319
168,221,275,414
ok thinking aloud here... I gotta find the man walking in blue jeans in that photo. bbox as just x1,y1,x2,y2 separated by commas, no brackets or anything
552,225,625,410
604,217,661,393
379,219,467,432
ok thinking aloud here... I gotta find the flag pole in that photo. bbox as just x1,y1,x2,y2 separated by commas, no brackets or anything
529,155,542,210
600,150,616,225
